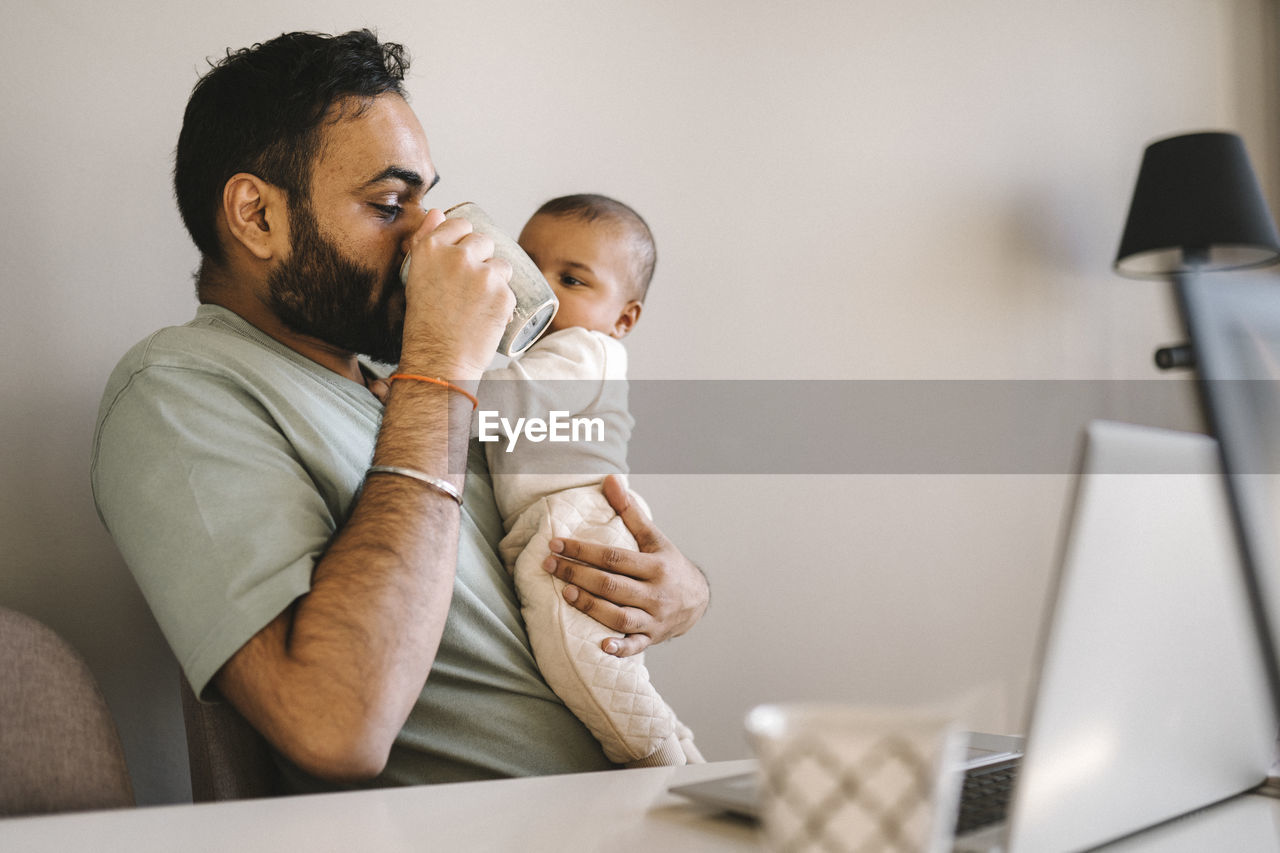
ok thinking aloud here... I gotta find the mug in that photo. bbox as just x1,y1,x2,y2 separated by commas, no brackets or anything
400,202,559,357
745,703,965,853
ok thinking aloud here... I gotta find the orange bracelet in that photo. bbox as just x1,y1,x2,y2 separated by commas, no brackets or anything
388,373,479,410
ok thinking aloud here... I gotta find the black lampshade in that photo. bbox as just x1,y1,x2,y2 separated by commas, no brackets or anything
1114,131,1280,278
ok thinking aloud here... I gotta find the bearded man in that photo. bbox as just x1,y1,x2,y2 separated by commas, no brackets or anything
91,29,708,791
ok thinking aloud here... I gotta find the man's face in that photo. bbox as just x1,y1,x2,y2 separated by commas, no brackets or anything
267,94,437,364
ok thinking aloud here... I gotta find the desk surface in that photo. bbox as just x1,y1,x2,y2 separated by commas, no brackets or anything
3,760,1280,852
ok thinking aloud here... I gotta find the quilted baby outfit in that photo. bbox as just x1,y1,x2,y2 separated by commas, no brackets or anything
478,327,702,766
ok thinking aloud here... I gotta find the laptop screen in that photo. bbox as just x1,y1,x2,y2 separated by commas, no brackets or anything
1179,268,1280,712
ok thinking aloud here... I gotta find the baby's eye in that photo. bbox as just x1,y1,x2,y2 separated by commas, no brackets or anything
559,274,585,288
370,203,402,221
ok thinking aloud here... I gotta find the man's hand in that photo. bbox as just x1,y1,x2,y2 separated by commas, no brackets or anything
542,475,709,657
399,209,514,381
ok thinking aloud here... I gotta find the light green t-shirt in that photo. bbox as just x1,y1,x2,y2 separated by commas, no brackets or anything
90,304,615,789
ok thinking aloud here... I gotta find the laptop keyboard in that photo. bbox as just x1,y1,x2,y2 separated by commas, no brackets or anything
955,759,1020,834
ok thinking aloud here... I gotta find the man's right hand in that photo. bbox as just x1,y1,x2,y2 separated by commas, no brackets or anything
398,209,515,380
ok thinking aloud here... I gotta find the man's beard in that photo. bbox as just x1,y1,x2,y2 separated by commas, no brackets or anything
266,201,404,365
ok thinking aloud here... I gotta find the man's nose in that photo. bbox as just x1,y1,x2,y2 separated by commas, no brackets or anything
403,204,429,237
398,205,429,255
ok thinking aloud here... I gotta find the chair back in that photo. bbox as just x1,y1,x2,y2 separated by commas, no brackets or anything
179,674,280,801
0,606,135,815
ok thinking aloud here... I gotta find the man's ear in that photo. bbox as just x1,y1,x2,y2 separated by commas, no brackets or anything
611,301,643,339
221,173,290,261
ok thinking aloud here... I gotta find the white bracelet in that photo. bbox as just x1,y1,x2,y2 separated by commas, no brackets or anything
366,465,463,506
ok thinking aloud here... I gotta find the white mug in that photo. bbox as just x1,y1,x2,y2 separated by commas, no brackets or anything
400,202,558,357
745,703,965,853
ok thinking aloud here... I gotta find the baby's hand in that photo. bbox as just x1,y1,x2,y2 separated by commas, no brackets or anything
367,377,391,404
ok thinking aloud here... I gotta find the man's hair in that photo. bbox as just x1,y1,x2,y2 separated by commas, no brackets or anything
533,194,657,300
174,30,410,266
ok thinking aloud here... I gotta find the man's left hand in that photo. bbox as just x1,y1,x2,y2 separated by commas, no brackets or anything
542,475,709,657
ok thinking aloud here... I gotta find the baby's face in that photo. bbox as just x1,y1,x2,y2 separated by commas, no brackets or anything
517,214,641,339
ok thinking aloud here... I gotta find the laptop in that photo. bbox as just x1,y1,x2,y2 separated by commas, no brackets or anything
672,420,1276,852
1179,269,1280,727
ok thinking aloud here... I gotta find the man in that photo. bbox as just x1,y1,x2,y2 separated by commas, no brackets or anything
91,30,708,790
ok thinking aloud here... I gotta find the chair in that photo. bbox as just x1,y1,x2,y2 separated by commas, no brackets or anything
0,606,135,815
178,674,281,801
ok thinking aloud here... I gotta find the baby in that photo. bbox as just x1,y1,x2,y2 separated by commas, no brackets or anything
478,194,701,767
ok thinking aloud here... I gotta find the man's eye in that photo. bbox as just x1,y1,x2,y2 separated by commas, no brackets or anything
371,203,402,221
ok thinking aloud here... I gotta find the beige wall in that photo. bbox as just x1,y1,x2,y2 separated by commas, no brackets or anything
0,0,1275,804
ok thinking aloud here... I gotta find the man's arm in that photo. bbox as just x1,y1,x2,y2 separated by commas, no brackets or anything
214,212,514,782
542,475,710,658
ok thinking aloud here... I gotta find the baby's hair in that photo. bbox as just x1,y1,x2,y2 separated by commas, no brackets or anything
533,194,656,300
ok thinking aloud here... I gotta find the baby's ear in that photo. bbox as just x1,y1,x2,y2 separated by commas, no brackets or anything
612,301,643,339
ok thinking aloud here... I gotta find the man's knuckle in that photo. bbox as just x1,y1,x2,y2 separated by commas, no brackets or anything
488,265,515,293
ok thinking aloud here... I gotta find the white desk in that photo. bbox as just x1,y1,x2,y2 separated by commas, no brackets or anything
0,761,759,852
2,760,1279,852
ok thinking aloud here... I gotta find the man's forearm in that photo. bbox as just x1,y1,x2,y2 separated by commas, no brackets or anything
214,379,473,780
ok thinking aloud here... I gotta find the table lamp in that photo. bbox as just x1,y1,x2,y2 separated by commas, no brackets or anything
1114,131,1280,368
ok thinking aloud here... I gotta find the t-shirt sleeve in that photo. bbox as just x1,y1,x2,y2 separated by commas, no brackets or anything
480,327,613,404
91,363,332,697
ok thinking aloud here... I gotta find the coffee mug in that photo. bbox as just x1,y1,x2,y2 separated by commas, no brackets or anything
746,703,965,853
399,202,559,357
